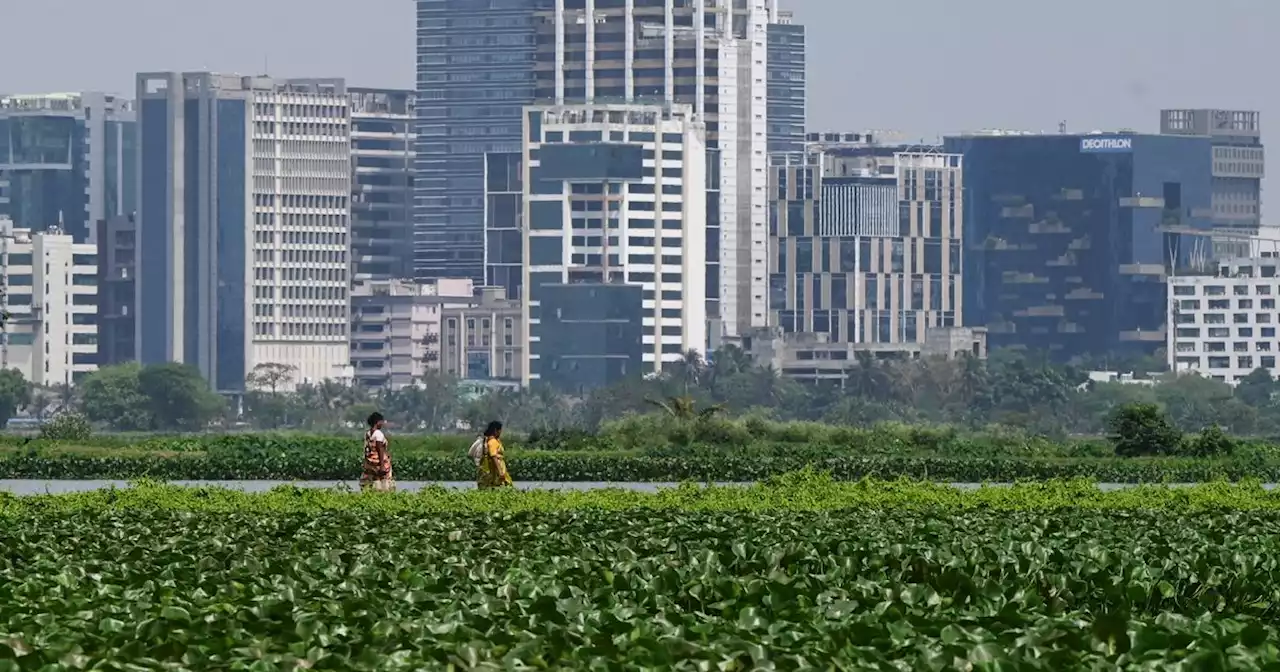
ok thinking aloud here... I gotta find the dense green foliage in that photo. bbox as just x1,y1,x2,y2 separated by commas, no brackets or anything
5,478,1280,668
48,348,1280,442
4,420,1280,481
3,450,1280,482
0,368,29,428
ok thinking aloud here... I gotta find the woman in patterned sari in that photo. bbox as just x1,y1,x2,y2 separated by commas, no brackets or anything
360,412,395,492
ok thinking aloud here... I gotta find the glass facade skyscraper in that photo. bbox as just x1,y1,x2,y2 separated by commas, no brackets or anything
414,0,537,282
0,92,135,243
766,15,805,154
943,132,1214,360
349,88,415,282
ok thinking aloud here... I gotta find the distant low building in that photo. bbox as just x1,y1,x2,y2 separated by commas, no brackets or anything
743,325,987,385
440,286,523,383
350,279,523,391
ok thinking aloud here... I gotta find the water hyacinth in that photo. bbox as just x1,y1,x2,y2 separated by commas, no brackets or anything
4,474,1280,667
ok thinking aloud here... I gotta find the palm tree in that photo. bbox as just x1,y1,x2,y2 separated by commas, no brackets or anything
666,349,707,395
645,394,724,422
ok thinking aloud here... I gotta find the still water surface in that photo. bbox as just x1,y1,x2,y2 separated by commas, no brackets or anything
2,480,1276,496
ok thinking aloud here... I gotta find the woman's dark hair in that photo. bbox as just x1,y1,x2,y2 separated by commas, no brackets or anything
367,412,384,428
483,420,503,437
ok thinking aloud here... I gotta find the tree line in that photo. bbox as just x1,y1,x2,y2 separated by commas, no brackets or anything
2,347,1279,438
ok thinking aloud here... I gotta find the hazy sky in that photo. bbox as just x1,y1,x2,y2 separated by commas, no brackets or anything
4,0,1276,193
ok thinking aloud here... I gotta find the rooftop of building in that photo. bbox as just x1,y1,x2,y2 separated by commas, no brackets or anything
0,91,134,113
137,72,347,97
948,128,1145,138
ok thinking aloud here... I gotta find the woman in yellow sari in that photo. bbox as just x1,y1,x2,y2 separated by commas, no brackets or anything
477,421,512,489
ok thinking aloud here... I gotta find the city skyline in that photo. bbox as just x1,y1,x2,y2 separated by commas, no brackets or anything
3,0,1274,195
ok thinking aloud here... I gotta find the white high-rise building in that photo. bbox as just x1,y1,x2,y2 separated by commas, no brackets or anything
520,103,707,385
532,0,777,345
136,73,351,392
1169,257,1280,385
0,218,98,386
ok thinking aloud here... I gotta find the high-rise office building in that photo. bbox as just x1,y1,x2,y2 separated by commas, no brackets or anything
766,11,805,154
349,88,415,282
768,141,964,346
418,0,800,349
519,102,707,387
532,0,773,344
944,131,1214,360
0,92,136,243
414,0,537,282
0,218,98,386
1161,109,1264,258
136,73,352,392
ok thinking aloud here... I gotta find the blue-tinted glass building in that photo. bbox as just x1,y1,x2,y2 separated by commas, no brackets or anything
136,73,352,392
766,15,805,153
414,0,536,282
0,92,135,243
943,132,1214,360
537,282,644,393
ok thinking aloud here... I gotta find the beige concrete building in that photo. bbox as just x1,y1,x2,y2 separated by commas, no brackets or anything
350,278,471,390
743,325,987,384
350,279,523,390
440,286,523,382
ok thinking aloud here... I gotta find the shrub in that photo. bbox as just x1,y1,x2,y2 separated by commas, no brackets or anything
1108,403,1183,457
38,412,93,442
1187,424,1237,458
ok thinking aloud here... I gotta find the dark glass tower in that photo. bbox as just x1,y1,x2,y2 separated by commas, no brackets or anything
944,132,1214,360
414,0,537,282
766,15,805,153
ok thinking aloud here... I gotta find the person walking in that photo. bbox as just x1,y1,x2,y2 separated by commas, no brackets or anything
476,420,512,489
361,412,395,492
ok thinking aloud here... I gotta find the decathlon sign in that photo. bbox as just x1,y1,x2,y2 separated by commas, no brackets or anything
1080,137,1133,153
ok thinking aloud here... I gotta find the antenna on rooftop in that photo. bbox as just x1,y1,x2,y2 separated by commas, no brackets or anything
1059,121,1067,134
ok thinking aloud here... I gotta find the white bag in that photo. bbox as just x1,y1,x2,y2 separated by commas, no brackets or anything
468,435,485,466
